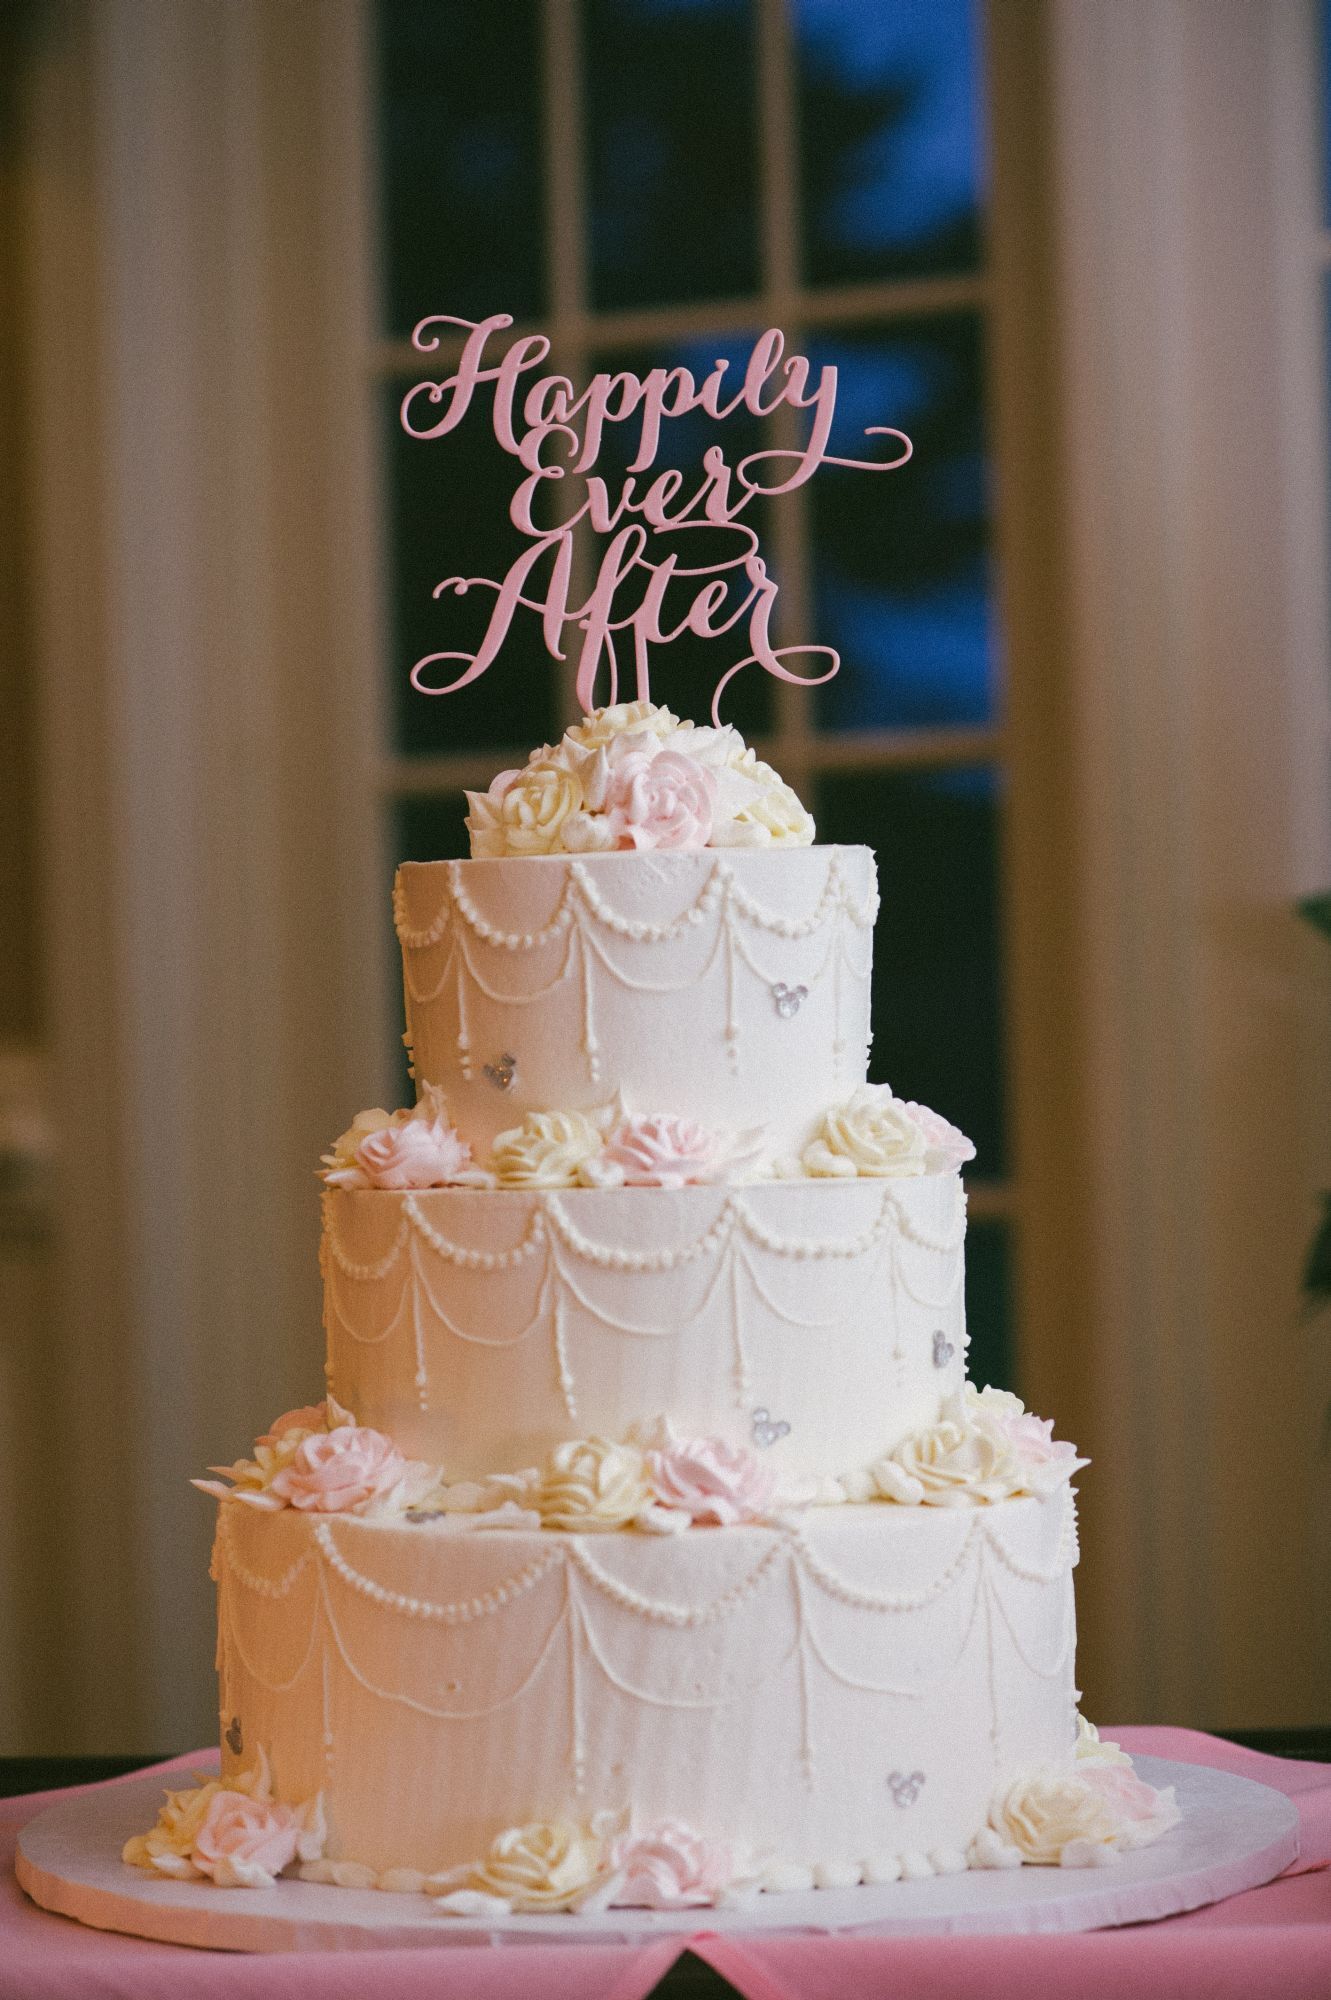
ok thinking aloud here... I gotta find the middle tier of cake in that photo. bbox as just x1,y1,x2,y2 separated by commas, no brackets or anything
322,1174,968,1482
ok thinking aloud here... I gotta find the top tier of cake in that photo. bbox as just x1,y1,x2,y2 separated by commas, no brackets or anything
395,843,878,1161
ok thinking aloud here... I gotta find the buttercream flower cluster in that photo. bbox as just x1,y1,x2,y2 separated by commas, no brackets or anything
977,1749,1181,1869
124,1747,326,1890
465,701,815,858
489,1106,763,1190
193,1399,442,1519
843,1385,1087,1510
320,1087,974,1193
434,1812,746,1915
321,1098,763,1192
448,1422,777,1534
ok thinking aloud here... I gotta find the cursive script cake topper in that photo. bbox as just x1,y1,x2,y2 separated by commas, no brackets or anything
401,312,913,724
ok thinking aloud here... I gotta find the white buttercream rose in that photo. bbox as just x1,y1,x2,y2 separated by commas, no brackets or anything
802,1085,929,1179
711,759,815,848
491,1110,606,1189
565,701,680,752
664,721,752,770
537,1437,651,1531
466,761,584,858
321,1108,393,1183
1075,1714,1132,1766
989,1768,1119,1866
469,1821,607,1910
878,1393,1021,1506
966,1384,1087,1493
989,1764,1180,1867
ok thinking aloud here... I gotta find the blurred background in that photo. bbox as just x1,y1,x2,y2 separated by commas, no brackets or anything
0,0,1328,1756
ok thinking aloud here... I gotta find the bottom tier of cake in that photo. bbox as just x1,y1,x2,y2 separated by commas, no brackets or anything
213,1488,1081,1887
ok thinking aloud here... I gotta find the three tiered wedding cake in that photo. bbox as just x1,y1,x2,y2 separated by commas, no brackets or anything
126,704,1180,1909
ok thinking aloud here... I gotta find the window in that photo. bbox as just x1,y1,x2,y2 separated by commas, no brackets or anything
370,0,1013,1388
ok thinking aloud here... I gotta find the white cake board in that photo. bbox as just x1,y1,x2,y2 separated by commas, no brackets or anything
15,1757,1298,1954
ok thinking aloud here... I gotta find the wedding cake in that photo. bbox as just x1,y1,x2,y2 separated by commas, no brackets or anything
125,704,1181,1909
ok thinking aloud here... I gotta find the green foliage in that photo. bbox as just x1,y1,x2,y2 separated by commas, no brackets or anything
1298,892,1331,941
1305,1193,1331,1308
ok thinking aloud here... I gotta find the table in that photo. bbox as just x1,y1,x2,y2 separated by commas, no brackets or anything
3,1729,1328,2000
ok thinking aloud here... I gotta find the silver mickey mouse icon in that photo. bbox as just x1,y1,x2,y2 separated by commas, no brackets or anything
483,1052,517,1091
888,1769,925,1807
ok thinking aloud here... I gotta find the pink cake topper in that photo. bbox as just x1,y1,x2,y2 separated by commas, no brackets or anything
401,314,912,723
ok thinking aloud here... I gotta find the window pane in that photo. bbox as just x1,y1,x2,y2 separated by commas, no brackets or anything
795,0,984,287
966,1220,1013,1394
375,0,547,337
814,763,1006,1173
584,0,761,312
809,316,995,731
584,336,775,735
383,384,560,757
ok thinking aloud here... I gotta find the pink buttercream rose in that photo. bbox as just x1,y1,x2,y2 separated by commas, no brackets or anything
605,749,717,850
998,1410,1080,1469
191,1790,301,1886
1079,1761,1181,1844
903,1100,976,1170
267,1426,408,1514
648,1436,776,1525
601,1114,721,1189
610,1822,733,1909
355,1114,473,1190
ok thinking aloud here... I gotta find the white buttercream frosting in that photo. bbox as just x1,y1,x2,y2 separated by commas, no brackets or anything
464,704,816,857
455,1820,608,1912
536,1437,652,1531
802,1085,931,1179
869,1386,1086,1508
491,1110,607,1189
1075,1714,1133,1766
988,1762,1181,1867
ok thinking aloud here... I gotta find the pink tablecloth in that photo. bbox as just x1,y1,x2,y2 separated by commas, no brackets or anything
2,1729,1327,2000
